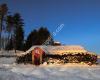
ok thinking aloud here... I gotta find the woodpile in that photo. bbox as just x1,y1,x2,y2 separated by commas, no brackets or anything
45,53,97,64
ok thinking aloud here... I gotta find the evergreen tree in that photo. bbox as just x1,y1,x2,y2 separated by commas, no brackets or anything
5,38,13,50
6,15,14,42
0,4,8,49
25,27,54,50
5,13,24,51
14,25,24,50
13,13,24,52
37,27,54,45
25,29,37,50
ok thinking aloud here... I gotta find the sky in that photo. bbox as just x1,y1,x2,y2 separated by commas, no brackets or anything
0,0,100,54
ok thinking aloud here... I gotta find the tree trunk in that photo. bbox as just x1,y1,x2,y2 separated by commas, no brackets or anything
15,49,16,53
0,16,3,50
14,38,16,53
0,32,1,50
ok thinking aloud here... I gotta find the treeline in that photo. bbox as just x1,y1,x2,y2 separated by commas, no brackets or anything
0,3,54,52
25,27,54,50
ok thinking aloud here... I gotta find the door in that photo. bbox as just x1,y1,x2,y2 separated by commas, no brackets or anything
32,47,44,65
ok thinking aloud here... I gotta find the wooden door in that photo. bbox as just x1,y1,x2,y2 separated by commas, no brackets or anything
32,47,44,65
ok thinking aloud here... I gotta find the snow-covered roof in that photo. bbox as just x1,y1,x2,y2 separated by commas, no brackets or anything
21,45,89,55
54,41,61,44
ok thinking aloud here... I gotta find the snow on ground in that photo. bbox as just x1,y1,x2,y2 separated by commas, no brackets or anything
0,63,100,80
0,58,100,80
0,51,100,80
0,57,16,64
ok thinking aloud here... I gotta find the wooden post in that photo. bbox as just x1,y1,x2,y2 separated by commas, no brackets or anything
40,52,42,64
32,51,34,64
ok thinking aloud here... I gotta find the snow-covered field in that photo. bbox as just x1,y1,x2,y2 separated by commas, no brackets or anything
0,51,100,80
0,57,100,80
